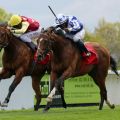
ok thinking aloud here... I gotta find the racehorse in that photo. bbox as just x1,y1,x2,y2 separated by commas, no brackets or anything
37,27,119,111
0,26,51,111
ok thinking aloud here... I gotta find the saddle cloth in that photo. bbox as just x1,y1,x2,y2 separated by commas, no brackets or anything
81,43,98,64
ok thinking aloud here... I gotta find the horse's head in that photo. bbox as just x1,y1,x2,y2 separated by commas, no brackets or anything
37,27,69,61
37,31,53,60
0,27,11,50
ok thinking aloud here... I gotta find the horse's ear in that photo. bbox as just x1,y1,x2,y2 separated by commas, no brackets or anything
41,28,44,33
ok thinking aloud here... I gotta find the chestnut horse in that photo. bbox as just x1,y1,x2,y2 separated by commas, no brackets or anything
37,27,119,111
0,26,51,111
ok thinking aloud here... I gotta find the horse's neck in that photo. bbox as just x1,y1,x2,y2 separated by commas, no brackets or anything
52,36,74,60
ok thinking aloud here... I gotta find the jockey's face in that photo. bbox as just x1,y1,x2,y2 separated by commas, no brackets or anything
13,22,22,29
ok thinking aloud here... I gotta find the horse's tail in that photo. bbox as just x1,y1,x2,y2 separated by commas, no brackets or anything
110,56,119,76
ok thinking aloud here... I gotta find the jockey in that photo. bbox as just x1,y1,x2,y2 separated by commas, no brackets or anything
8,14,40,51
55,13,91,57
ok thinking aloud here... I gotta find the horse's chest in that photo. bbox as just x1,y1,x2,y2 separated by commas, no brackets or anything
52,62,66,73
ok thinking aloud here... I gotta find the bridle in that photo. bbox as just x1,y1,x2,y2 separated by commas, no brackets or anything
37,38,51,61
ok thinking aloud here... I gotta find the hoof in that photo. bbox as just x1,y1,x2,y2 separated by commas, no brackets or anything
1,102,8,107
42,107,50,113
34,108,39,111
42,102,51,113
99,107,102,110
64,106,67,109
111,104,115,109
63,103,67,109
34,105,39,111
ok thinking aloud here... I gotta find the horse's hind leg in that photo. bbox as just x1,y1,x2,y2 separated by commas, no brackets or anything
100,79,115,109
32,76,41,111
99,83,115,109
99,83,107,110
105,98,115,109
92,76,114,110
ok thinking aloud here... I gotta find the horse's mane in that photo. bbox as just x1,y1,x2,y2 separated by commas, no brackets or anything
41,27,76,47
0,26,27,47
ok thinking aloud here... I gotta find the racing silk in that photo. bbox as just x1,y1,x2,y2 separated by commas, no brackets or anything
21,16,40,31
67,16,83,34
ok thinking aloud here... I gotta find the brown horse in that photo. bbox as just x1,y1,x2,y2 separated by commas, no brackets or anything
0,26,51,111
37,27,119,111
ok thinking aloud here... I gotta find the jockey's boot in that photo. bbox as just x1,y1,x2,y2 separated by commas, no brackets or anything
76,40,91,57
26,42,37,52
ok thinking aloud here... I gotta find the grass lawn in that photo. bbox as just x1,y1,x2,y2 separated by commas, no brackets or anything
0,106,120,120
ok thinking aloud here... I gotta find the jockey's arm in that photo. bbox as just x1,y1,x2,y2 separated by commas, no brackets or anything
14,22,29,34
68,20,81,32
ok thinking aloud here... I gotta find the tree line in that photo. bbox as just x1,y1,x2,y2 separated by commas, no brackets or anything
85,19,120,67
0,7,120,67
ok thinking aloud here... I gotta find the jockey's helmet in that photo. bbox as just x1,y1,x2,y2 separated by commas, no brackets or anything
55,14,67,25
8,15,22,26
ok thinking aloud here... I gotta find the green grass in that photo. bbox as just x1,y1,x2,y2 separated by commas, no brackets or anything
0,106,120,120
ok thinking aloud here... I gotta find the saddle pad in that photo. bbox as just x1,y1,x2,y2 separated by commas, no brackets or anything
81,43,98,64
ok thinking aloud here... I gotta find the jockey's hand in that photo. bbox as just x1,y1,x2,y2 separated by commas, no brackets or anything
64,28,72,33
7,26,16,30
10,29,15,33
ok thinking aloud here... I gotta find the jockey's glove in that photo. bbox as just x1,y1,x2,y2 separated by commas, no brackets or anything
64,28,72,33
10,29,15,33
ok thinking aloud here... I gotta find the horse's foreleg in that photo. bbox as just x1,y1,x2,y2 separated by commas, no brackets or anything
32,76,41,111
0,68,13,107
44,87,56,112
1,68,24,107
44,78,66,112
59,87,67,108
45,68,73,112
0,68,12,81
44,71,58,112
